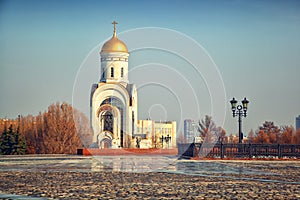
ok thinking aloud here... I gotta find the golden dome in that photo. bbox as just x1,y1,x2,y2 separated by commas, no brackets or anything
101,21,128,53
101,36,128,53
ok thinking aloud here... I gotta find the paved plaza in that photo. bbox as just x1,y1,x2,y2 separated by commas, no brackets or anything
0,155,299,199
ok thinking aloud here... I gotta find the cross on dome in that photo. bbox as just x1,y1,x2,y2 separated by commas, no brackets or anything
100,21,128,53
112,21,118,37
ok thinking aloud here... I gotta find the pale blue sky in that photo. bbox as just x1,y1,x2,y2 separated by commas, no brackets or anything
1,0,300,135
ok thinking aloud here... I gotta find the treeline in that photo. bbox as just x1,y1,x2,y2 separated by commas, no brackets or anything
0,102,92,154
223,121,300,144
247,121,300,144
178,115,300,144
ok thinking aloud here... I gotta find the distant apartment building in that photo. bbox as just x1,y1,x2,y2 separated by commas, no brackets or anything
184,119,198,143
296,115,300,131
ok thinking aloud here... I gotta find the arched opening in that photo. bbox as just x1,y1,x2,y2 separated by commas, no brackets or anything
100,97,125,147
101,111,113,133
132,111,134,135
100,138,112,149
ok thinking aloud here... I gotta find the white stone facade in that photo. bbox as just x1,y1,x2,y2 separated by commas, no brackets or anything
90,22,176,149
90,25,137,148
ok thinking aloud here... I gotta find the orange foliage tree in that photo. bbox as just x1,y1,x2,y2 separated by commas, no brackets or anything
252,122,298,144
258,121,281,143
281,126,294,144
253,130,270,144
293,128,300,144
1,102,93,154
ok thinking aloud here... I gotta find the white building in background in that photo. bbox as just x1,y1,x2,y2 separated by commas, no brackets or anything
90,22,176,149
136,120,176,149
184,119,198,143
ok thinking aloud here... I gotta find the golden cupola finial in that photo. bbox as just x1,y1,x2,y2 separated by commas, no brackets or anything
101,21,128,53
112,21,117,37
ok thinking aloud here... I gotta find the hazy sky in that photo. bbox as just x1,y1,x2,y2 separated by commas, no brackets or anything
1,0,300,135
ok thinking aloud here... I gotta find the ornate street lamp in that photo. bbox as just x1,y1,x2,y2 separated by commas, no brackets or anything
230,97,249,143
161,134,171,149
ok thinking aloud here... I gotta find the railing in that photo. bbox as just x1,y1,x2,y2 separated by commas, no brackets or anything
177,143,300,158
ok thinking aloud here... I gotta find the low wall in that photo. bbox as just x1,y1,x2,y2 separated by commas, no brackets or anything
77,148,178,156
177,143,300,158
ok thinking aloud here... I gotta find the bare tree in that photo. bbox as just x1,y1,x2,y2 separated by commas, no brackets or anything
177,131,185,144
198,115,224,143
198,115,212,138
247,129,255,143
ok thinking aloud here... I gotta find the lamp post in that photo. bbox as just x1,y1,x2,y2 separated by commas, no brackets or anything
161,134,171,149
230,97,249,144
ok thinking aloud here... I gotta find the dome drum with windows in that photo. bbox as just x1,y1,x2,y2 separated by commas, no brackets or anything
99,21,129,83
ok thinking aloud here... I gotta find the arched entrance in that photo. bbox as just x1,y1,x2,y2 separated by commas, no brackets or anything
100,138,112,148
98,131,113,149
101,111,113,133
97,97,125,147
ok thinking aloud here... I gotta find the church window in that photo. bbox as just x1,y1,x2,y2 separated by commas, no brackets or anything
102,111,113,133
121,68,124,77
132,111,135,135
111,67,114,77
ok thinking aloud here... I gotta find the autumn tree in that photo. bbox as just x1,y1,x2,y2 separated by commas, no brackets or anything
281,126,294,144
15,102,92,154
227,134,238,144
39,102,92,154
0,102,92,154
257,121,281,143
253,130,270,144
252,122,298,144
293,128,300,144
21,114,39,153
219,128,226,143
41,102,74,153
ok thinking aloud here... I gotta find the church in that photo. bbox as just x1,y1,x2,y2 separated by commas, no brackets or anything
90,22,176,149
